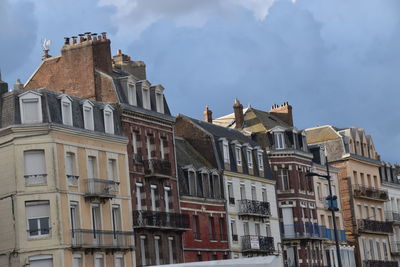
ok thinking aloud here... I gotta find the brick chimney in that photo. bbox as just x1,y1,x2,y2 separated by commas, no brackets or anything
203,105,212,123
233,98,244,129
269,102,293,126
113,49,147,80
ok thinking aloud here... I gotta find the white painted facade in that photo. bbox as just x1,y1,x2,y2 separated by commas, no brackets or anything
383,181,400,265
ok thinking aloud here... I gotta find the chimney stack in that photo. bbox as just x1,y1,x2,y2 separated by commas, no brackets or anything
72,36,77,44
0,70,8,95
203,105,213,123
233,98,244,129
269,101,294,126
14,79,23,90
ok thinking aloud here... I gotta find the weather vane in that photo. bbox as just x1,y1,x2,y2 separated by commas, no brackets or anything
41,38,52,60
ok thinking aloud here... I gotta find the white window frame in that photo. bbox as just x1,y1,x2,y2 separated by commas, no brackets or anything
136,182,143,210
128,82,137,106
26,200,51,238
114,254,124,267
140,235,147,266
221,139,230,163
83,100,94,131
247,148,253,169
257,149,264,171
142,84,151,110
235,146,242,166
60,94,73,126
19,91,43,124
155,236,161,265
73,253,83,267
29,255,53,266
103,104,114,134
274,131,285,149
155,86,165,113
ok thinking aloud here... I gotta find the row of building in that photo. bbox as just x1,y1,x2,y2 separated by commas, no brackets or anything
0,32,398,267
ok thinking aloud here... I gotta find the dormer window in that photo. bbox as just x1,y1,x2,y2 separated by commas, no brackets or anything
235,146,242,166
142,84,151,110
19,91,42,124
221,139,230,163
128,82,137,106
257,149,264,171
83,101,94,131
103,105,114,134
274,132,285,149
155,86,164,113
60,95,73,126
246,148,253,169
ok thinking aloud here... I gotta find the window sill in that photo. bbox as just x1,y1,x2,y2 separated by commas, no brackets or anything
28,235,51,241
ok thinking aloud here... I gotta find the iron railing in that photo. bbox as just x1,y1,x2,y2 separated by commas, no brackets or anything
363,260,398,267
143,159,171,176
390,241,400,254
358,219,393,234
24,174,47,186
238,199,271,217
67,175,79,186
282,224,327,239
325,228,347,242
133,210,190,230
85,178,119,198
132,153,143,164
241,235,274,253
353,184,389,201
71,229,134,249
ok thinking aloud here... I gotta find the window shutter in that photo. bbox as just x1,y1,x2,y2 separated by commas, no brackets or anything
24,150,46,175
26,201,50,218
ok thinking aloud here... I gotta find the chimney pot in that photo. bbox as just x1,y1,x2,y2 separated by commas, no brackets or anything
78,34,85,43
118,49,122,55
233,98,244,129
101,32,107,40
85,32,92,40
91,33,98,41
72,36,77,44
64,37,70,45
203,105,213,123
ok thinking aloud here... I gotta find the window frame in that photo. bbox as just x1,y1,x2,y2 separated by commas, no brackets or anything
83,100,94,131
103,105,114,134
19,91,43,124
274,131,285,149
142,83,151,110
60,94,73,126
155,86,165,113
127,82,137,106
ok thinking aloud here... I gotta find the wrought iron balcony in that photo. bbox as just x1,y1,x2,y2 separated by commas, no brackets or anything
24,173,47,186
363,260,398,267
132,153,143,165
241,235,274,254
390,241,400,254
353,184,389,201
71,229,134,250
84,178,119,199
238,199,271,217
385,211,400,223
67,175,79,186
133,210,190,231
282,224,327,240
143,159,171,177
358,219,393,234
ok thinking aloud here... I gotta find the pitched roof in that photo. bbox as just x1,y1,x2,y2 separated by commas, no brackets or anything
175,137,214,169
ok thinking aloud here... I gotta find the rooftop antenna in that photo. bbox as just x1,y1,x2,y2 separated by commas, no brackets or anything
41,38,52,60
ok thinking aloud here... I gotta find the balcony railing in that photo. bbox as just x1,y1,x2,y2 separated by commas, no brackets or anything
24,174,47,186
385,211,400,222
132,153,143,164
358,219,393,234
143,159,171,177
390,241,400,254
363,260,398,267
71,229,134,250
325,228,347,242
84,178,119,199
67,175,79,186
133,210,190,231
238,199,271,217
353,184,389,201
241,235,274,254
282,224,327,239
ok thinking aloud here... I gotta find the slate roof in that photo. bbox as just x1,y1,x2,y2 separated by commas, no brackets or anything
175,137,214,169
0,88,123,137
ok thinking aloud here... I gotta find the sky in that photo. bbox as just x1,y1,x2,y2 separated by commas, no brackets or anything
1,0,400,163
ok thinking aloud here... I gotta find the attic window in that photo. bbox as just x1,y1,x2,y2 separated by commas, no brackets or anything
222,140,230,164
274,132,285,149
128,82,137,106
103,105,114,134
257,150,264,171
19,92,43,124
247,148,253,169
61,96,73,126
83,101,94,131
142,85,151,110
155,88,164,113
235,146,242,166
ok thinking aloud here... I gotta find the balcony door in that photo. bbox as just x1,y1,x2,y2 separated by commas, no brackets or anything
282,207,294,237
70,202,79,245
92,204,101,245
112,205,122,245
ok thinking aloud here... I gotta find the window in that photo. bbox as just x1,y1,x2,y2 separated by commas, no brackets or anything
247,148,253,168
185,170,197,196
136,183,142,210
66,152,78,186
274,132,285,149
168,237,176,264
142,85,151,110
383,241,389,260
316,183,322,200
83,101,94,130
369,239,375,259
61,95,73,126
19,92,42,124
193,215,201,240
209,217,216,240
160,137,168,159
219,217,226,240
240,183,246,200
24,150,47,185
362,238,368,260
164,186,171,212
29,255,53,267
70,202,79,240
230,220,238,241
155,236,161,265
94,254,104,267
257,151,264,171
140,236,147,266
228,182,235,204
26,200,50,237
107,158,117,181
376,240,382,260
72,254,82,267
255,223,260,236
266,223,271,237
235,146,242,166
112,205,122,233
243,222,250,235
222,141,230,163
278,169,290,191
87,156,97,179
128,82,137,106
115,254,124,267
132,132,141,155
251,185,257,200
103,105,114,134
262,188,267,202
155,87,164,113
151,185,159,211
146,135,154,159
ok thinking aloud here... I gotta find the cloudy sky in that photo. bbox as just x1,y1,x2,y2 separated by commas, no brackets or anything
1,0,400,163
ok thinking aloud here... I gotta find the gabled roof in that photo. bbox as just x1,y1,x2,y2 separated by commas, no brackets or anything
305,125,342,144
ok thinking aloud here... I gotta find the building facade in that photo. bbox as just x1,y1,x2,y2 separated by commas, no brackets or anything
175,113,282,263
306,125,397,267
214,101,326,267
24,33,189,266
175,136,230,262
381,161,400,265
0,88,134,267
